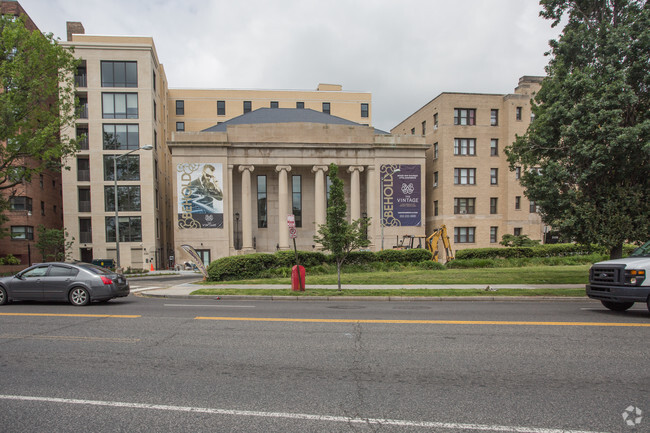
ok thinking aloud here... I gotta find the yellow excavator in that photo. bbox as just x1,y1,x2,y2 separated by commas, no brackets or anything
425,225,454,263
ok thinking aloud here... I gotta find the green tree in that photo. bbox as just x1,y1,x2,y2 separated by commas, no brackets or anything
35,225,74,262
506,0,650,259
314,163,370,290
500,234,541,247
0,15,80,236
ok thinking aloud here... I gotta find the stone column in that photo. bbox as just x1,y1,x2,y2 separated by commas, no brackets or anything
347,166,364,222
365,166,376,248
228,164,234,251
312,165,329,238
276,165,292,250
238,165,254,252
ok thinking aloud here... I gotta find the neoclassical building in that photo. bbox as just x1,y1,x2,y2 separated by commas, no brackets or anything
170,108,428,263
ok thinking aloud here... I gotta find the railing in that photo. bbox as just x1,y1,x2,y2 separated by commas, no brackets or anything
78,104,88,119
78,201,91,212
75,74,87,87
77,170,90,182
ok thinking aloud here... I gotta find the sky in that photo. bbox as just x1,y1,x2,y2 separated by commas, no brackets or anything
17,0,562,132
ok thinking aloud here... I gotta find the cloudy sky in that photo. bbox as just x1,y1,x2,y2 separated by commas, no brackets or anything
18,0,561,132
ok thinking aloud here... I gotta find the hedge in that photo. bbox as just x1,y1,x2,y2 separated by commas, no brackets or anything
454,243,611,260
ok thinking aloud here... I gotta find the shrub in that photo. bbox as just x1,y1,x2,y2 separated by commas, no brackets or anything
415,260,446,270
207,253,276,281
446,258,500,269
0,254,20,266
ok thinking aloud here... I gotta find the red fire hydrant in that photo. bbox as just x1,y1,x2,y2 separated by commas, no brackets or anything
291,265,305,291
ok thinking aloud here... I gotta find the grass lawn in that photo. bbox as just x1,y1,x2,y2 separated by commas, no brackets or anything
197,265,590,286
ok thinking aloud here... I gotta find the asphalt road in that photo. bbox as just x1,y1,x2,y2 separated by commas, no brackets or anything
0,296,648,432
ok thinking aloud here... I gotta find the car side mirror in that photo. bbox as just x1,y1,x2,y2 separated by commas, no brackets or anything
14,274,24,280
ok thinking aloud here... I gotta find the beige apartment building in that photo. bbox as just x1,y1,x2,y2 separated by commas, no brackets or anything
60,23,175,270
391,76,545,249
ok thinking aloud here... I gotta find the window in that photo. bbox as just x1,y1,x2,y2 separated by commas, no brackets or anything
176,100,184,115
49,265,78,277
296,101,304,109
454,108,476,126
433,143,438,159
40,201,45,216
514,227,522,236
530,201,539,213
433,171,438,188
490,197,498,214
39,174,44,189
102,93,138,119
292,175,302,228
153,100,157,121
257,176,267,228
243,101,252,113
101,61,137,87
515,167,521,180
515,196,521,210
77,157,90,181
454,138,476,156
421,121,426,135
490,139,498,156
433,113,438,128
454,168,476,185
411,128,415,135
77,126,89,150
270,101,279,108
516,106,522,121
9,196,32,212
79,218,92,243
176,122,185,132
154,130,157,150
454,227,475,243
103,124,139,150
104,186,141,212
491,109,498,126
78,96,88,119
103,155,140,181
490,227,498,243
454,198,476,214
434,200,439,216
152,70,156,91
217,100,225,116
105,216,142,242
490,168,498,185
78,188,91,212
11,226,33,240
322,102,330,114
75,62,87,87
361,103,369,118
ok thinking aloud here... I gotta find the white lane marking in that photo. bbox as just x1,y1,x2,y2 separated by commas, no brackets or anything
0,394,606,433
580,307,646,311
130,287,162,293
163,304,255,308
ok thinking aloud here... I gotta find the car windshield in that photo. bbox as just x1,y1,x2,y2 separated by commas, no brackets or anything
77,263,113,275
629,240,650,257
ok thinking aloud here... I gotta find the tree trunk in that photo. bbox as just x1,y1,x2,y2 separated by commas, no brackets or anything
337,261,342,291
610,243,623,260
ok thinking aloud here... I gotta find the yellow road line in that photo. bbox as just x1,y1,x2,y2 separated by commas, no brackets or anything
0,334,140,343
195,316,650,327
0,313,140,318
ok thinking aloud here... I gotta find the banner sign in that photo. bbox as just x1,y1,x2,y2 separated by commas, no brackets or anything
177,163,224,229
381,164,421,227
180,244,209,279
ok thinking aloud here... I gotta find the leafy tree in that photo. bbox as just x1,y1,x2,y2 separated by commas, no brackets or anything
35,225,74,262
0,15,80,236
506,0,650,259
314,163,370,290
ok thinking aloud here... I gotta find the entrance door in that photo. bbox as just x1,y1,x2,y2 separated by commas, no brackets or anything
195,249,211,267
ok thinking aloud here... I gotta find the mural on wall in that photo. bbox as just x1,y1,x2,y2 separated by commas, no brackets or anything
381,164,421,227
177,163,224,229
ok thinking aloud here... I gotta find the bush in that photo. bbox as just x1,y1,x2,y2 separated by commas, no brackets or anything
0,254,20,266
455,243,611,260
415,260,446,270
274,251,328,267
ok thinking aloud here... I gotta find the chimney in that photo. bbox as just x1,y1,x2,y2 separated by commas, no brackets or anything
66,21,85,41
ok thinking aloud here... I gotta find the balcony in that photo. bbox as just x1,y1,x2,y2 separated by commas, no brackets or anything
77,103,89,119
75,74,87,88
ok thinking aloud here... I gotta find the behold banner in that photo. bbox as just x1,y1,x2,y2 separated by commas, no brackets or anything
381,164,421,227
177,163,224,229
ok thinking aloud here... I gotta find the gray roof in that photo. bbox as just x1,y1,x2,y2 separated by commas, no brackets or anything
202,108,388,134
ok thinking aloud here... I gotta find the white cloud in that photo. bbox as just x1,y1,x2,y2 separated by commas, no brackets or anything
18,0,561,131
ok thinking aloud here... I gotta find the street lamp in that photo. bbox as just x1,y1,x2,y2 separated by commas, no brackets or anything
380,168,400,250
113,144,153,272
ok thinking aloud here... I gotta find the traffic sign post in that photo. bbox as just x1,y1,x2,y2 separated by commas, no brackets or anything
288,214,303,290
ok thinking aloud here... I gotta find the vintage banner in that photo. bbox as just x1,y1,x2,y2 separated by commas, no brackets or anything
381,164,421,227
177,163,224,229
180,244,209,279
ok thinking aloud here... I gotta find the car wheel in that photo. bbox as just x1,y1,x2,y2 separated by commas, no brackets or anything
69,287,90,306
600,300,634,311
0,286,7,305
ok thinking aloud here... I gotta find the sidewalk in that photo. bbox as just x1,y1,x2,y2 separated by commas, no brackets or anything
139,281,587,301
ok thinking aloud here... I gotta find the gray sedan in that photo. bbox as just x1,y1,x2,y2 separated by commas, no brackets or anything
0,262,129,306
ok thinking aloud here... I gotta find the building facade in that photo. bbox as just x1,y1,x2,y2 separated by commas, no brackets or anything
0,1,64,265
391,76,545,248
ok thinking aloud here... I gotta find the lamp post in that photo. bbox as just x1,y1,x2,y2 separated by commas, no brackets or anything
113,145,153,272
380,168,400,250
234,212,240,250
